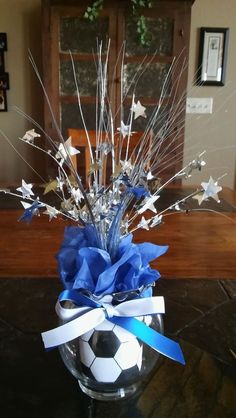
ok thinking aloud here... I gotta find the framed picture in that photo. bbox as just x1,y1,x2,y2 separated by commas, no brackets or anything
0,33,7,51
0,89,7,111
0,72,9,89
0,52,4,72
197,27,229,86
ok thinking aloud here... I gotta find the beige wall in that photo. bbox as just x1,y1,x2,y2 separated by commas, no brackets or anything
184,0,236,189
0,0,44,185
0,0,236,189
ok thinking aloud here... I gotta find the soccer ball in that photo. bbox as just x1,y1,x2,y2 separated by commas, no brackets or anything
78,319,143,383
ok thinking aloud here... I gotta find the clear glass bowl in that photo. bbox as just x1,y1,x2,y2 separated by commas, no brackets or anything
59,313,163,401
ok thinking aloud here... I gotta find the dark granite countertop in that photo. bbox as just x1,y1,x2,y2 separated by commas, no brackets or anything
0,277,235,418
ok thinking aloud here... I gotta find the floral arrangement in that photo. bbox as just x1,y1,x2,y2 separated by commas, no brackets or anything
0,44,224,367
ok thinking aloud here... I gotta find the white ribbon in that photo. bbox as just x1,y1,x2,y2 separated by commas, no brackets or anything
41,296,165,349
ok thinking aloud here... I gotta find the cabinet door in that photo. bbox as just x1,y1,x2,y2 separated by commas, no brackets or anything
44,5,114,137
42,0,192,182
116,2,191,181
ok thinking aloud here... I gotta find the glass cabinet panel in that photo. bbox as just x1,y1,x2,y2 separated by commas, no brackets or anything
60,60,97,96
60,17,109,53
123,62,171,98
125,17,173,57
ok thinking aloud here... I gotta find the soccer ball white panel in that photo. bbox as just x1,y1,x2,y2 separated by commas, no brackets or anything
90,357,121,383
80,329,94,342
79,340,95,367
114,339,142,370
113,324,136,342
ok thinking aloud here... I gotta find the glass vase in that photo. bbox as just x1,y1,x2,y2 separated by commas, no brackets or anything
59,312,163,401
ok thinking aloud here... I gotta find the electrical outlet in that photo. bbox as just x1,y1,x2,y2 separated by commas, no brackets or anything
186,97,213,114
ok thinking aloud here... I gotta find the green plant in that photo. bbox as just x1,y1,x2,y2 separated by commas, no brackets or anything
84,0,104,21
84,0,153,47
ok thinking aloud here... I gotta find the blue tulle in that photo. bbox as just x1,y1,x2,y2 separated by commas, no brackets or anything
56,226,168,296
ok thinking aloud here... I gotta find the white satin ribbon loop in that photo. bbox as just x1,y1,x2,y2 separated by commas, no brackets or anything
55,300,89,321
112,296,165,317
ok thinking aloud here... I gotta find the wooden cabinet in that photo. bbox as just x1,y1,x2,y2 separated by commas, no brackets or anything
42,0,195,182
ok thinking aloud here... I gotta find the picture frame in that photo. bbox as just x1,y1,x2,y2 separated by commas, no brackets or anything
197,27,229,86
0,52,4,72
0,72,9,90
0,33,7,51
0,89,7,111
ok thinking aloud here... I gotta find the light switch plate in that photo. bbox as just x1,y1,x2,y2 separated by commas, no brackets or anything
186,97,213,114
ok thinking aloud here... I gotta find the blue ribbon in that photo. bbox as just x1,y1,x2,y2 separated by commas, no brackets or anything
109,317,185,365
59,289,100,309
56,290,185,365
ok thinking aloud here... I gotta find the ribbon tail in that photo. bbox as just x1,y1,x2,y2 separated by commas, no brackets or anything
41,308,105,349
109,317,185,365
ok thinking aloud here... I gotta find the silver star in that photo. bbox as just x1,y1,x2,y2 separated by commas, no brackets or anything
22,129,40,143
117,121,133,139
17,179,34,198
201,176,222,203
185,155,206,178
71,187,83,204
120,159,133,175
68,205,80,219
137,216,150,230
150,214,163,228
56,176,64,191
20,201,32,210
55,137,80,163
61,198,73,211
192,192,205,206
44,205,58,221
131,100,146,120
137,195,159,215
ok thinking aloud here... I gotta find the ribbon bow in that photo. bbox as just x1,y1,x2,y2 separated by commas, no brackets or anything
41,290,185,365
